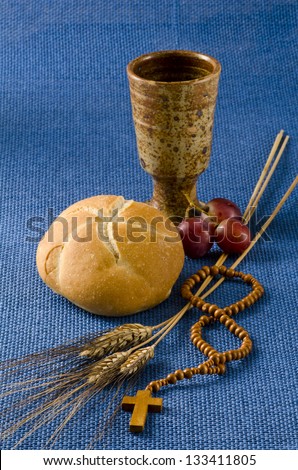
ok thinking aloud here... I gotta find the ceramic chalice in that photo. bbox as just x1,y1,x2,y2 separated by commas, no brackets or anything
127,50,221,219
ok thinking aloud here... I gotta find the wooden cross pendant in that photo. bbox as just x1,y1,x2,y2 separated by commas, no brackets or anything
122,389,163,432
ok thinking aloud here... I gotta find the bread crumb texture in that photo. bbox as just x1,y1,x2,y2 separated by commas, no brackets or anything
36,195,184,316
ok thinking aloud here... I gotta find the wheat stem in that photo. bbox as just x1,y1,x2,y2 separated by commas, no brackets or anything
243,130,284,220
243,135,289,222
153,306,189,347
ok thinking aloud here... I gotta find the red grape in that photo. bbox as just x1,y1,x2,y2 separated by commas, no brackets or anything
215,218,251,254
205,197,242,225
178,217,213,259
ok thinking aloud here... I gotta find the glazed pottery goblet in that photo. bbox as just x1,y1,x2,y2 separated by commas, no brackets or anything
127,50,221,220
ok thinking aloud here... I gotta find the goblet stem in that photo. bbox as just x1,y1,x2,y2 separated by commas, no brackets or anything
150,175,198,220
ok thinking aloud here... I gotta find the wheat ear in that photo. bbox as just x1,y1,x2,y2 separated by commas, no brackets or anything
80,324,153,359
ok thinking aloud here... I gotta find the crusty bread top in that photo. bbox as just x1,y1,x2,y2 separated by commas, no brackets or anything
36,195,184,316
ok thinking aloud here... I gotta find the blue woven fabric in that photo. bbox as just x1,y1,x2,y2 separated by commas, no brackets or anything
0,0,297,450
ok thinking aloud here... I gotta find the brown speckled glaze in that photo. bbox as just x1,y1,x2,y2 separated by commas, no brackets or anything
127,50,221,219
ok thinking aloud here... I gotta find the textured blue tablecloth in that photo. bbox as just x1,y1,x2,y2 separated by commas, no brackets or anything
0,0,297,450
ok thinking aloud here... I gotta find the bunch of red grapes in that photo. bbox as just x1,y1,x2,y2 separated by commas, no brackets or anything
178,198,251,259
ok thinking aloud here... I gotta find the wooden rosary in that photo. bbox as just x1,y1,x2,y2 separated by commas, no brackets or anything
122,264,264,432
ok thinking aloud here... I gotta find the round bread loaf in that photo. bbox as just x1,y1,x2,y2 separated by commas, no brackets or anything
36,195,184,316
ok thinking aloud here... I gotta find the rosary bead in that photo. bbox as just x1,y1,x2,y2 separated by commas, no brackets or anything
183,368,193,379
230,350,238,360
181,289,191,300
248,293,256,302
191,274,201,283
191,327,202,336
201,303,212,313
237,300,246,311
193,339,205,349
226,268,234,278
198,364,209,374
217,364,226,374
246,294,255,304
208,304,218,315
219,354,226,364
241,347,250,356
224,306,233,316
167,374,177,384
243,297,252,307
209,354,220,366
219,314,229,324
238,350,245,359
190,333,200,342
195,298,204,308
183,280,191,288
252,285,260,293
210,265,219,276
197,269,207,280
234,326,244,337
200,315,211,325
238,330,248,340
149,381,160,393
253,290,261,299
224,351,233,362
228,323,238,335
201,265,211,275
174,370,185,380
213,308,224,319
181,283,189,290
253,287,261,296
202,345,215,356
243,337,252,348
229,352,237,361
199,343,208,353
185,279,195,288
191,329,202,340
219,265,227,275
242,274,252,283
224,318,234,329
230,304,239,314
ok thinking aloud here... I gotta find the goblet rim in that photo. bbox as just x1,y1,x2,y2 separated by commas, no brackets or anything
127,49,221,85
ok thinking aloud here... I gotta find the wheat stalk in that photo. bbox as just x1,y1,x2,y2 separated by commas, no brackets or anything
120,347,155,376
80,324,153,359
86,351,130,384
